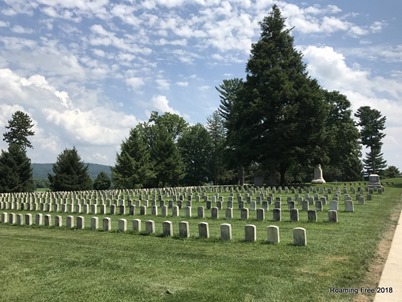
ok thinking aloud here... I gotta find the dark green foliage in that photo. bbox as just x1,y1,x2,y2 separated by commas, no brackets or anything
178,124,213,185
236,5,328,185
355,106,387,174
33,178,50,189
149,123,185,187
383,166,401,178
48,147,92,191
112,125,154,189
93,171,111,190
0,144,34,192
216,79,248,185
206,111,235,184
323,90,362,181
112,112,187,189
148,111,188,142
3,111,35,150
0,110,35,192
363,148,387,176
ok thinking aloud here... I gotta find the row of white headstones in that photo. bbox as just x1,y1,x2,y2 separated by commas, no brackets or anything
0,212,308,246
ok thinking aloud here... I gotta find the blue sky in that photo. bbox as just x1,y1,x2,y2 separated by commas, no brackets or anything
0,0,401,172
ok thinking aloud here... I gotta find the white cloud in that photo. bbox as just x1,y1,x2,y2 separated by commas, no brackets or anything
302,46,402,170
0,68,139,164
176,81,189,87
155,78,170,90
126,77,145,90
150,95,180,115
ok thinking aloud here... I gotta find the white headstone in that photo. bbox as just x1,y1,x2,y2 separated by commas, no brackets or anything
267,225,280,244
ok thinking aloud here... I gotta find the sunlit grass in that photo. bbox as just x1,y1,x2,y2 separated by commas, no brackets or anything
1,181,401,301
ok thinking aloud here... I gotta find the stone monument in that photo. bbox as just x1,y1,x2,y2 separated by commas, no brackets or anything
311,164,326,184
368,174,382,188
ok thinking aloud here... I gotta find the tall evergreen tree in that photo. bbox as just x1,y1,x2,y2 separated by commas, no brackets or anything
241,5,328,185
93,171,111,190
178,124,212,185
3,111,35,150
0,110,35,192
355,106,387,174
0,144,34,192
150,123,185,187
112,125,154,189
206,111,234,184
48,147,92,191
216,79,248,185
323,90,362,180
146,112,187,187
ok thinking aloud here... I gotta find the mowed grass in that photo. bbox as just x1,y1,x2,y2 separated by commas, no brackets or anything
0,181,401,302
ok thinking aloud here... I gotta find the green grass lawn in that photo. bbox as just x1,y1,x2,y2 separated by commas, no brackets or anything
1,181,401,302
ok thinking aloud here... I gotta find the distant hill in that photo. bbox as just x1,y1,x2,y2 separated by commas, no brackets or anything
32,163,112,180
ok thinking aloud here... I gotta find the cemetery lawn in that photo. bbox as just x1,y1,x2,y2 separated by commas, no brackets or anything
0,182,401,302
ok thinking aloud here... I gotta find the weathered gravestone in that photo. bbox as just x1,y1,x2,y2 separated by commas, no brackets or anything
245,224,256,242
293,227,307,246
179,221,190,238
90,217,98,230
198,222,209,238
118,219,127,232
162,221,173,236
267,225,280,244
132,219,141,232
220,223,232,240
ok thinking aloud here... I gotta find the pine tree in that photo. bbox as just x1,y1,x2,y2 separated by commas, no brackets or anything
48,147,92,191
355,106,387,174
0,144,34,192
206,111,234,184
0,110,35,192
150,124,185,187
93,171,111,190
216,79,248,185
178,123,213,185
3,111,35,150
323,90,362,180
112,125,154,189
240,5,328,185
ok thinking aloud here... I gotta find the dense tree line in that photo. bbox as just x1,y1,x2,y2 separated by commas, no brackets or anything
111,111,234,188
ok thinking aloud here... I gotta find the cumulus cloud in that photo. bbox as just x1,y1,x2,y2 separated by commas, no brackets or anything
126,77,145,90
302,46,402,168
155,78,170,90
0,68,139,164
150,95,180,115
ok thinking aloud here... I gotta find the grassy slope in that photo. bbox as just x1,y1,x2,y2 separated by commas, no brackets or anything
0,181,401,302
